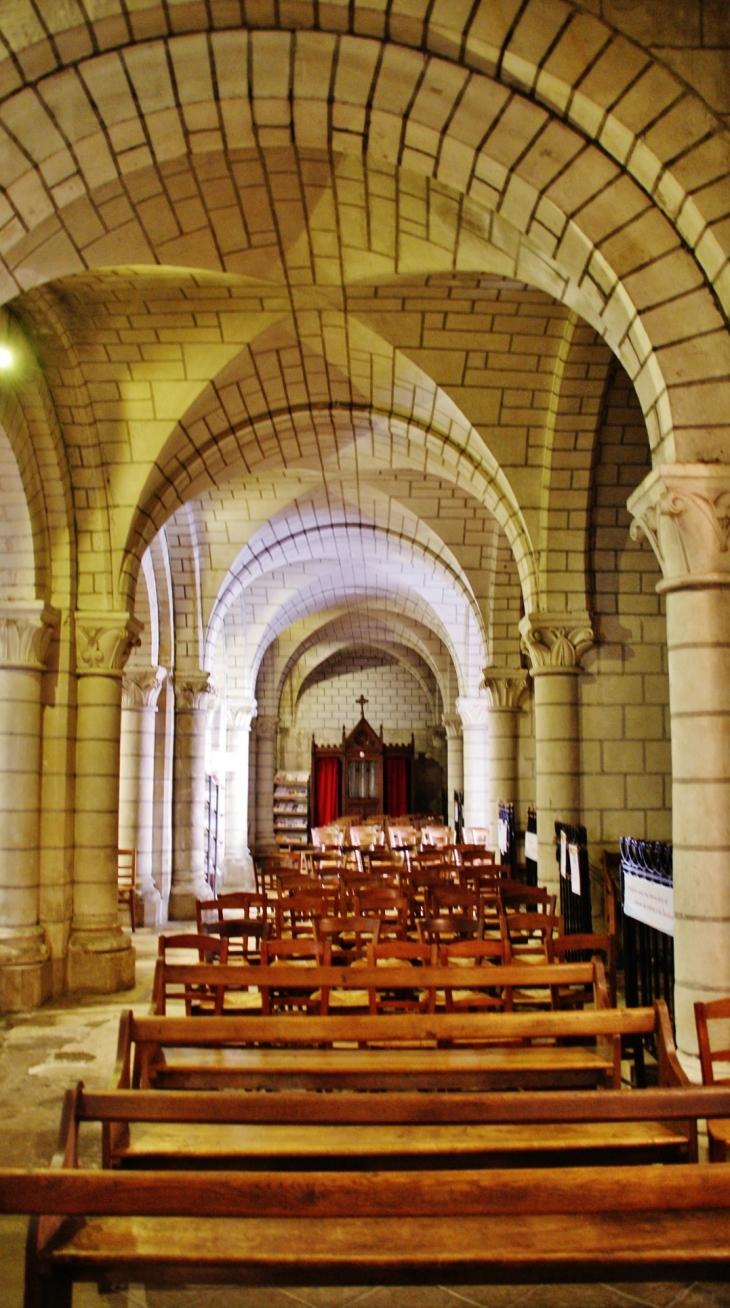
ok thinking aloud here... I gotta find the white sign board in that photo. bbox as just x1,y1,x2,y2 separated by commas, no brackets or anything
569,843,581,895
623,870,674,937
524,830,538,862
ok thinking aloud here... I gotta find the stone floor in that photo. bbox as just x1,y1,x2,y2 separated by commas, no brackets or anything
2,929,730,1308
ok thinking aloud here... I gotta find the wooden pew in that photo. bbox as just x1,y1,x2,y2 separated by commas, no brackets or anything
117,992,678,1094
97,1080,696,1171
9,1082,730,1304
151,956,609,1018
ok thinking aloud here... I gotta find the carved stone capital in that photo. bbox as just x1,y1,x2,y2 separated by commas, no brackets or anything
518,612,593,674
442,712,462,741
628,463,730,593
228,696,257,730
75,612,142,677
0,601,58,670
122,666,166,710
455,694,490,729
481,667,529,708
174,672,216,712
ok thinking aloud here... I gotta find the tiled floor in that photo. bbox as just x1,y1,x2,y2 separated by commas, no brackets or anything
2,930,730,1308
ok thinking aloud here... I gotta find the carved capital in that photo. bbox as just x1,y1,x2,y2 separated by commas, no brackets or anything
75,612,142,677
442,712,462,741
174,672,216,712
455,694,490,729
228,695,258,730
0,601,58,670
122,666,166,710
628,464,730,593
481,667,529,708
518,612,593,674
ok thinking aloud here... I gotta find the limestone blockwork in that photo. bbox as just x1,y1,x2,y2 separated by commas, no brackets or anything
0,1,724,1070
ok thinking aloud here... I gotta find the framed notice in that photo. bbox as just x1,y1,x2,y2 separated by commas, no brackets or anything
623,869,674,937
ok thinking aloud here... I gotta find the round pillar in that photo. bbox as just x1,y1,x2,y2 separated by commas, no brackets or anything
119,667,166,926
442,713,464,830
629,464,730,1072
168,673,216,920
481,669,528,855
455,695,490,835
254,714,278,849
519,615,593,892
0,602,56,1011
223,696,257,891
68,611,140,993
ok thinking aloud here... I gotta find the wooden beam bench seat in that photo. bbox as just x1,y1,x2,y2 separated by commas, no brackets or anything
119,994,677,1094
95,1081,697,1170
9,1120,730,1305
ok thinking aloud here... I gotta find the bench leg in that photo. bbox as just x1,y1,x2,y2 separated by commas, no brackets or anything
24,1267,72,1308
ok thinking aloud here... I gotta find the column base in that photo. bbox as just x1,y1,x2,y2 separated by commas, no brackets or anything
67,927,135,993
136,886,163,927
168,882,213,921
220,854,255,893
0,957,53,1012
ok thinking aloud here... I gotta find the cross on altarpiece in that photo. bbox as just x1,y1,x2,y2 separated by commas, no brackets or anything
356,694,368,718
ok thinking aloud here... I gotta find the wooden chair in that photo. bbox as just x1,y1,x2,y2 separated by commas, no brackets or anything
417,915,484,946
365,939,438,1013
500,886,557,915
695,997,730,1160
420,824,453,849
429,884,483,922
314,915,381,965
117,848,136,931
440,932,513,1012
154,933,229,1015
195,892,272,963
353,888,410,939
275,890,329,938
545,932,617,1008
259,936,329,1014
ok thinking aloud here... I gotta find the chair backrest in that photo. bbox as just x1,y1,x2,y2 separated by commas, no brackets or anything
275,890,328,937
196,892,269,928
259,935,329,1013
387,824,418,850
314,915,380,959
311,825,345,849
500,887,557,915
695,998,730,1085
349,824,383,849
354,890,410,938
429,885,483,919
154,933,229,1015
117,848,136,890
420,825,453,849
505,911,562,955
546,931,617,1008
417,914,484,945
365,938,438,1013
463,827,491,847
439,933,513,1011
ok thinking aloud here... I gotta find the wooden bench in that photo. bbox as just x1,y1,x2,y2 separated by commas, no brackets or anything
8,1083,730,1304
118,993,680,1094
151,956,609,1018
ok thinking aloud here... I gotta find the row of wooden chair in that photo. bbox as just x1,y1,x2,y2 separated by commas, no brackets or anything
155,928,604,1017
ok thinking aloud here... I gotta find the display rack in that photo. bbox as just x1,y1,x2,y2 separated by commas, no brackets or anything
273,771,310,847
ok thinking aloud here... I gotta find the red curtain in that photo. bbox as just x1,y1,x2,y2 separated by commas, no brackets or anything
385,755,408,817
314,756,341,827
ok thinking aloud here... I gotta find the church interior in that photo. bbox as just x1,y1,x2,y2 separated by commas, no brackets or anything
0,0,729,1301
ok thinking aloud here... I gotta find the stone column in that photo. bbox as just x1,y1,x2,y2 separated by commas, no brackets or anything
168,673,216,920
442,713,464,831
455,695,490,835
119,667,166,926
223,696,257,891
68,611,141,993
0,602,56,1011
518,615,593,893
629,463,730,1071
255,714,278,848
482,668,528,854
